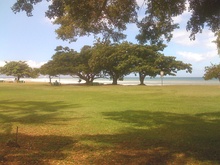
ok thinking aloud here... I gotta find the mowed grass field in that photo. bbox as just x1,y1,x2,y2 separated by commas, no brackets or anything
0,83,220,165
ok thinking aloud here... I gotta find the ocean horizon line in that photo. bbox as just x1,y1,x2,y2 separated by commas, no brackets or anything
0,75,219,86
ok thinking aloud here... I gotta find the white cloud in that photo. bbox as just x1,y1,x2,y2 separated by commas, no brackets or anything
172,30,198,46
136,0,145,7
43,16,56,25
172,28,217,51
172,15,183,24
0,60,46,68
173,11,191,24
177,51,204,62
172,1,191,23
177,51,218,62
0,61,5,67
202,31,216,50
26,60,46,68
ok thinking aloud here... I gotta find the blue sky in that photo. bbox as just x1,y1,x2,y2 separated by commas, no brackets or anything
0,0,219,77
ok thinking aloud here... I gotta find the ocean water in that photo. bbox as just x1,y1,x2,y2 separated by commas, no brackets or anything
1,75,219,85
116,77,220,85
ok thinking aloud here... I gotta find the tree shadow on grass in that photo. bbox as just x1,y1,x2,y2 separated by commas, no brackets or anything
0,100,80,134
0,133,75,164
0,100,81,164
79,110,220,164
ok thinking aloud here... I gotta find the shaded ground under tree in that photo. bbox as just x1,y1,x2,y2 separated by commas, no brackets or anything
1,106,220,164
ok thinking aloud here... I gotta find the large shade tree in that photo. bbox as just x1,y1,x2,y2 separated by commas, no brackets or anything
128,44,192,85
131,44,160,85
11,0,220,49
90,42,136,85
75,45,104,84
0,61,39,81
50,46,79,80
42,46,82,84
12,0,138,42
48,46,104,84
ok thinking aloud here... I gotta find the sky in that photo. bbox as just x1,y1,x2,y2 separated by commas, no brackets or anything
0,0,219,77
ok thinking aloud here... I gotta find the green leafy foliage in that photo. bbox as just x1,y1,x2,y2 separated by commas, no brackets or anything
12,0,138,42
11,0,220,48
130,46,192,85
156,55,192,76
186,0,220,40
75,45,104,84
41,46,104,84
136,0,183,45
51,46,79,75
45,42,192,85
40,60,60,83
90,42,137,85
213,31,220,54
0,61,39,81
130,44,160,85
203,63,220,81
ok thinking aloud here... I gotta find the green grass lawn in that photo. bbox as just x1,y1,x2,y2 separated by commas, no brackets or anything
0,83,220,164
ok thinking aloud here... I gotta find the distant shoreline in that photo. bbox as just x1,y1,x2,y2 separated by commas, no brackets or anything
0,76,219,86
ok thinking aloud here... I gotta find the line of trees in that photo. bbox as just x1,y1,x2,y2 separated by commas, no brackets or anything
40,42,192,85
10,1,220,83
1,45,220,84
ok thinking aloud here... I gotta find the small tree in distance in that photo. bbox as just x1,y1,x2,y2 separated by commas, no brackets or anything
0,61,39,82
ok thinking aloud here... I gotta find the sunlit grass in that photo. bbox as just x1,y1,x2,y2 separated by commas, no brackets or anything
0,83,220,164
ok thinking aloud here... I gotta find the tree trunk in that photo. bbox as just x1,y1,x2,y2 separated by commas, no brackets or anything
17,76,20,83
49,76,52,84
85,75,95,85
112,76,118,85
139,73,146,85
84,78,90,85
85,79,91,85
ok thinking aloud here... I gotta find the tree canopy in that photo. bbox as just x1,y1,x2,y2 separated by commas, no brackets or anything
76,45,104,84
127,45,192,85
90,42,137,84
40,45,104,84
0,61,39,81
40,60,60,83
40,42,192,85
11,0,220,48
203,63,220,81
